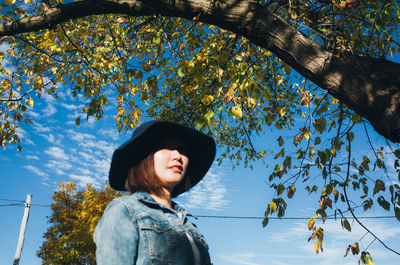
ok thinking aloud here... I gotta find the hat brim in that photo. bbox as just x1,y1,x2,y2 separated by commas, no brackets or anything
109,120,216,196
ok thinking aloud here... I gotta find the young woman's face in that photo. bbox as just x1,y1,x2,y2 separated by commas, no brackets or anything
153,139,189,191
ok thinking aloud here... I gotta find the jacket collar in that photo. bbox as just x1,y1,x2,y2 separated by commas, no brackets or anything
132,191,194,217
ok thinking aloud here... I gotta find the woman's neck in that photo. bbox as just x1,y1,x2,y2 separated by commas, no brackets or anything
150,190,172,209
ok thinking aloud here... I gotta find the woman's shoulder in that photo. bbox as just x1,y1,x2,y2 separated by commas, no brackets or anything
107,192,156,214
103,193,143,218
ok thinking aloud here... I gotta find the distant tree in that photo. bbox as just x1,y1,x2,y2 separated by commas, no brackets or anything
37,181,120,265
1,1,399,263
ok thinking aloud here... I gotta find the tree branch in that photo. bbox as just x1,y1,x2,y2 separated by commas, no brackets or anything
0,0,399,142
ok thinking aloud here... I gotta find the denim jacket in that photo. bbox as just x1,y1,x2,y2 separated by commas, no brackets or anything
94,192,211,265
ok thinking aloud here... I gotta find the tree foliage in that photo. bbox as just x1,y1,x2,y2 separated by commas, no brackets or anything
37,181,121,265
1,0,400,262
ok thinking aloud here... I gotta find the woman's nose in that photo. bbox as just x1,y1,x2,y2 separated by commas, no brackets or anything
171,149,183,160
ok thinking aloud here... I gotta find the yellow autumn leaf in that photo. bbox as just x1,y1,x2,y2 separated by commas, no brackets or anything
202,95,214,105
308,216,315,230
278,108,286,117
231,105,243,119
25,97,34,107
117,17,126,23
314,241,320,254
177,67,184,77
263,50,273,57
247,97,256,107
366,257,374,265
269,202,277,213
303,129,312,141
351,242,360,255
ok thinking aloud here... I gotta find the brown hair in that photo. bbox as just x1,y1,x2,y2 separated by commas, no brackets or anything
125,153,165,197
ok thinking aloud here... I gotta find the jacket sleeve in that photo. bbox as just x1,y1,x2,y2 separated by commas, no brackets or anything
94,199,139,265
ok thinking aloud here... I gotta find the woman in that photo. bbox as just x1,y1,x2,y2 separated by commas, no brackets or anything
94,120,216,265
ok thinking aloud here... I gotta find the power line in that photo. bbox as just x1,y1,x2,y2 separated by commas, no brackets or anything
196,215,397,220
0,198,398,220
0,203,24,207
0,198,25,203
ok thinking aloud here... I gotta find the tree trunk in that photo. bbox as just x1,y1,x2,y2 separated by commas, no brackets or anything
1,0,399,142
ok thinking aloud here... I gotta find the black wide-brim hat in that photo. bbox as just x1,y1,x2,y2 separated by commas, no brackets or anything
109,120,216,196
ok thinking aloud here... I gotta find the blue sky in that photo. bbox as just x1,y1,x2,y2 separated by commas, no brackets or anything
0,69,399,264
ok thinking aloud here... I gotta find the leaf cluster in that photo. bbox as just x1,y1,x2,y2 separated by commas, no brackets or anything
37,181,121,265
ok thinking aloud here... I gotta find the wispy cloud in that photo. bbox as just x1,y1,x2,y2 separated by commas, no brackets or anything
61,102,81,110
44,103,57,117
66,129,96,142
39,133,63,145
24,165,48,177
45,159,72,176
26,155,39,160
16,127,27,139
70,174,98,188
179,166,230,211
219,253,264,265
41,93,57,117
45,146,68,160
98,128,121,141
74,151,110,179
67,129,116,159
33,123,51,133
219,252,312,265
28,110,40,119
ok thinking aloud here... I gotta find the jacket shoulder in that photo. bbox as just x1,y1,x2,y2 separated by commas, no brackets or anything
106,194,143,220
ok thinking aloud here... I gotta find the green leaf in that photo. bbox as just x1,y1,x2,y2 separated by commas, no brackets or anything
283,156,291,169
262,217,269,227
341,217,351,231
377,196,390,211
277,184,285,195
204,110,214,122
373,179,385,195
196,118,207,131
395,207,400,221
277,136,284,147
287,185,296,199
352,113,362,123
347,132,354,142
314,118,326,134
361,252,374,265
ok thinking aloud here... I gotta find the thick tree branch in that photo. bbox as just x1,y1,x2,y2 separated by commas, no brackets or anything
1,0,399,142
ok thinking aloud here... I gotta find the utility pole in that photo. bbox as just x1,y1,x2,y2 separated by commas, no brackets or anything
13,194,32,265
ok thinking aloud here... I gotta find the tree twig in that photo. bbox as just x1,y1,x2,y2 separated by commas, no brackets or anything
343,132,400,256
